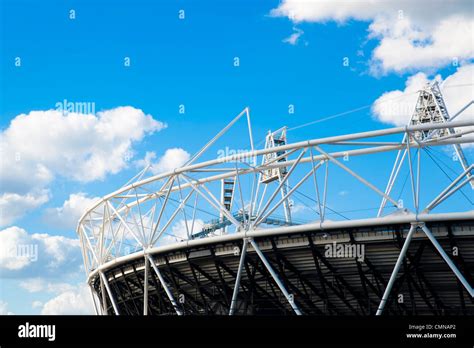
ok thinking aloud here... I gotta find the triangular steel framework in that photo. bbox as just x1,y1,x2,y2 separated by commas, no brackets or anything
77,102,474,316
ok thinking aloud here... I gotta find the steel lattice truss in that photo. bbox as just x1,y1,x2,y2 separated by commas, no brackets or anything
77,83,474,315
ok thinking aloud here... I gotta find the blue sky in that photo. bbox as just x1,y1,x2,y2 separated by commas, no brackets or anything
0,0,473,314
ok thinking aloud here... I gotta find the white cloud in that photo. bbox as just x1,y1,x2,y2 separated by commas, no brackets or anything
372,64,474,126
1,106,164,189
153,148,190,173
41,283,94,315
439,65,474,121
291,203,312,215
0,301,14,315
0,106,164,226
370,15,474,74
0,190,49,227
20,278,75,294
283,27,304,45
15,278,93,314
270,0,474,74
0,226,82,276
43,193,100,230
135,151,157,168
136,148,191,175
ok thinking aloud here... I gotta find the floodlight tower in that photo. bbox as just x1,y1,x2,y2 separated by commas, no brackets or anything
378,82,474,216
258,127,292,223
410,82,471,172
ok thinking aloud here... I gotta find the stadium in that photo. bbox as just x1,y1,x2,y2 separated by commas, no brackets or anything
77,83,474,315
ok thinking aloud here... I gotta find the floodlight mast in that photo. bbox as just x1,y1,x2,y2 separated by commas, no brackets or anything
378,82,474,217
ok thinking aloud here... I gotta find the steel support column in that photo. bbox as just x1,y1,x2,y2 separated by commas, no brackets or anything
249,239,302,315
419,224,474,297
376,224,417,315
99,271,121,315
148,255,183,315
89,285,100,315
229,239,248,315
143,256,149,315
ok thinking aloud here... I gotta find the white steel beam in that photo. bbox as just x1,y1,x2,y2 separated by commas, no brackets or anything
148,255,183,315
143,256,149,315
99,276,108,315
255,162,323,226
424,164,474,212
77,119,474,222
186,107,249,166
79,135,474,221
100,271,120,315
249,239,302,315
180,174,241,227
89,286,100,315
253,149,307,227
419,223,474,297
229,239,248,315
314,145,399,207
376,224,417,315
378,148,407,216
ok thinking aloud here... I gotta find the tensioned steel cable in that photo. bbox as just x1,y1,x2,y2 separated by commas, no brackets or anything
393,149,418,203
427,146,471,177
262,83,474,138
396,170,410,202
287,104,373,132
288,184,351,220
423,147,473,205
165,195,220,218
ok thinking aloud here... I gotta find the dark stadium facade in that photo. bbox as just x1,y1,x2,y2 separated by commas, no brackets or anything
90,217,474,315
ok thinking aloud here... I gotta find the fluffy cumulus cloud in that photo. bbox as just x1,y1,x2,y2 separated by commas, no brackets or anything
0,226,82,277
136,148,191,175
0,190,49,227
43,193,100,230
15,278,93,315
270,0,474,74
20,278,75,294
372,64,474,126
40,283,94,315
0,106,165,227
